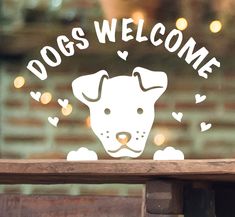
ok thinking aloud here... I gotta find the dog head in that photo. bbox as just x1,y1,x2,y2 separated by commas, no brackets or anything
72,67,168,158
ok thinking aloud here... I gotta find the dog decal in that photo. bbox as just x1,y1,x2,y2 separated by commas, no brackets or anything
72,67,168,158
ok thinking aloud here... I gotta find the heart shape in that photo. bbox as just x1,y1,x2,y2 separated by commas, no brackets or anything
58,98,69,108
48,116,59,127
195,94,206,104
30,91,41,102
200,122,212,132
172,112,183,122
117,50,128,61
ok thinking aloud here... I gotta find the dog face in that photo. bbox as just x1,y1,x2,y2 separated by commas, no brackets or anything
72,67,168,158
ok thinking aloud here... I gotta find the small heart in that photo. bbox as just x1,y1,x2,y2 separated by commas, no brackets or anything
58,98,69,108
48,116,59,127
117,50,128,61
195,94,206,104
200,122,212,132
30,91,41,102
172,112,183,122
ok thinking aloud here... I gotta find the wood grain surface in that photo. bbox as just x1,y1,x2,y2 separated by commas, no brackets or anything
0,159,235,184
0,194,141,217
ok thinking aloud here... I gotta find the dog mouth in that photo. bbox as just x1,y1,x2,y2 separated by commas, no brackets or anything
108,145,142,154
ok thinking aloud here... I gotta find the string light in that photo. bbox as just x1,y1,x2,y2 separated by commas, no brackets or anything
176,18,188,31
131,11,145,25
62,104,73,116
40,92,52,104
14,76,25,88
154,134,166,146
209,20,222,33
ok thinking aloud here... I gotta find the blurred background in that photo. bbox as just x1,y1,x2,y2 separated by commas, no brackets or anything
0,0,235,198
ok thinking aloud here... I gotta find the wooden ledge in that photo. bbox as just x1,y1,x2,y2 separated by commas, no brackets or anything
0,159,235,184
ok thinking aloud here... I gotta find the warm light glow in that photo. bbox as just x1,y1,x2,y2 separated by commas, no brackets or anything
154,134,166,146
40,92,52,104
62,104,73,116
14,76,25,88
210,20,222,33
86,116,91,128
131,11,145,25
176,18,188,31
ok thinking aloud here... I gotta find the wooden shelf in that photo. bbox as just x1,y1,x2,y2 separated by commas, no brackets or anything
0,159,235,184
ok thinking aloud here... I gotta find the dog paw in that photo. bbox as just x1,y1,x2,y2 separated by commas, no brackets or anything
67,147,98,161
153,147,184,160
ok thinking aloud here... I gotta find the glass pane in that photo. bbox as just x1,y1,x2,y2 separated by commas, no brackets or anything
0,0,234,160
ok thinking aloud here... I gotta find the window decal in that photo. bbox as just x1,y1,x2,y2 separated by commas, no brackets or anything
25,18,221,159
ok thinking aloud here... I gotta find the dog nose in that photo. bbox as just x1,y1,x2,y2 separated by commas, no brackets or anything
116,132,131,145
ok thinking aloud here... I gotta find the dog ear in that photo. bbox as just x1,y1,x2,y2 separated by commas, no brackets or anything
132,67,168,102
72,70,109,106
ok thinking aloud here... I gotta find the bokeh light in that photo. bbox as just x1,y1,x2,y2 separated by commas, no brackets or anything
86,116,91,128
176,17,188,31
40,92,52,104
154,134,166,146
62,104,73,116
209,20,222,33
14,76,25,88
131,11,145,25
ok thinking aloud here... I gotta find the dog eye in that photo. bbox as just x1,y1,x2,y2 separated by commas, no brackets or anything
104,108,111,115
137,108,143,114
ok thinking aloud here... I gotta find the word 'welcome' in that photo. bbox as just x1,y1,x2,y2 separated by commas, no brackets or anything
27,18,220,80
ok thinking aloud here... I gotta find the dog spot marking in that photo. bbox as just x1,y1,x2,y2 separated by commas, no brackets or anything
104,108,111,114
137,108,143,114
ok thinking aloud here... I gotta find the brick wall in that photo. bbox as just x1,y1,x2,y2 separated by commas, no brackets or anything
1,59,234,160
